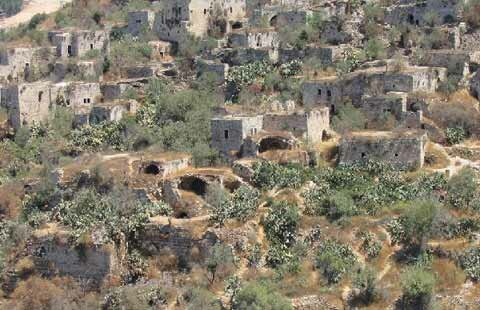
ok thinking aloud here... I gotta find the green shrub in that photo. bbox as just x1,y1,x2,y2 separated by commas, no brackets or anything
387,200,440,251
252,162,308,190
364,38,386,60
263,201,300,247
315,239,357,284
459,247,480,281
446,167,480,210
234,281,292,310
357,231,382,259
352,267,380,305
400,267,435,309
446,127,466,146
206,243,236,284
0,0,23,16
331,102,366,133
210,185,260,225
304,189,359,221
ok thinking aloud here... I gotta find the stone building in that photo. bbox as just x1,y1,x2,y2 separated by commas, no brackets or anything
384,0,463,27
89,100,138,124
153,0,247,43
148,40,172,61
48,29,110,58
0,47,55,82
414,49,480,76
211,107,330,157
338,131,428,170
1,81,101,129
196,59,229,84
303,66,447,110
228,28,279,49
127,10,156,36
211,115,264,156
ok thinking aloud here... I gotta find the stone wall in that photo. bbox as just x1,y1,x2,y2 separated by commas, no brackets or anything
32,237,120,289
0,47,55,82
338,131,427,170
228,29,279,49
262,108,329,143
196,60,229,84
211,115,263,156
128,10,155,36
49,30,110,58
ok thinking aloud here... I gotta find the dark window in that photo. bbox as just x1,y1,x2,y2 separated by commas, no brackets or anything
224,130,229,139
394,153,399,157
204,9,207,14
327,90,332,97
136,19,142,24
90,44,94,50
38,91,44,102
361,152,366,158
67,45,72,57
318,89,322,95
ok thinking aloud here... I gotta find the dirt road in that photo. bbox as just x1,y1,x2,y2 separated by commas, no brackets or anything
0,0,72,29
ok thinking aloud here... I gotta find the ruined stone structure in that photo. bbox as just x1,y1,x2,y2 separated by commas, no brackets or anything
89,100,138,124
338,131,428,170
152,0,247,43
48,30,110,58
196,59,229,84
0,81,101,128
211,115,264,156
414,49,480,76
303,66,447,110
228,28,279,49
148,40,172,61
211,107,330,157
127,10,156,36
32,235,120,289
0,47,55,82
385,0,463,27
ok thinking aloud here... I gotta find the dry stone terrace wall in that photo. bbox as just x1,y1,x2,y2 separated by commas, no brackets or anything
31,238,120,289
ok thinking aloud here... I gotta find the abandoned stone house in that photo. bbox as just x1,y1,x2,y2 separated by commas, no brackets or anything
0,81,101,128
148,41,172,61
251,6,311,29
196,59,229,84
127,10,156,36
52,60,102,82
89,100,138,124
0,47,55,82
384,0,463,27
414,49,480,77
303,66,447,111
338,130,428,170
228,28,279,50
48,29,110,58
146,0,247,43
211,107,330,157
361,93,423,130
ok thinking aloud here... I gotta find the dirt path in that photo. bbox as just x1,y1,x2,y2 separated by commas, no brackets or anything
0,0,72,29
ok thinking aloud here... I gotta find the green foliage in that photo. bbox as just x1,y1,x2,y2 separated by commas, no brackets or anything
464,0,480,29
227,61,273,92
0,0,23,16
206,243,236,284
252,162,308,190
184,287,221,310
336,48,364,75
54,188,168,243
387,200,440,251
68,121,127,152
234,281,292,310
331,102,366,133
352,267,380,305
364,38,386,60
446,167,480,211
446,127,466,146
315,239,357,284
357,231,382,259
103,285,168,310
110,35,153,68
210,185,260,225
400,267,435,309
304,190,359,221
263,201,300,248
459,247,480,281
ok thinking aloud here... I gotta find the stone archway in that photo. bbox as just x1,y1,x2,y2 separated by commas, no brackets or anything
144,163,161,175
178,176,208,196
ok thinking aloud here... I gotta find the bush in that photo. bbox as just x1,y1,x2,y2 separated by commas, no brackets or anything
357,231,382,259
331,102,366,133
364,38,386,61
252,162,307,190
184,287,221,310
210,185,260,225
446,167,480,210
459,247,480,281
206,243,236,284
234,282,292,310
352,267,379,305
315,239,357,284
304,189,359,221
387,200,440,252
446,127,466,146
263,201,300,247
400,267,435,309
0,0,23,16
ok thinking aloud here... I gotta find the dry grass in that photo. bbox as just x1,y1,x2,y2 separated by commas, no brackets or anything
424,142,450,169
432,258,466,294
